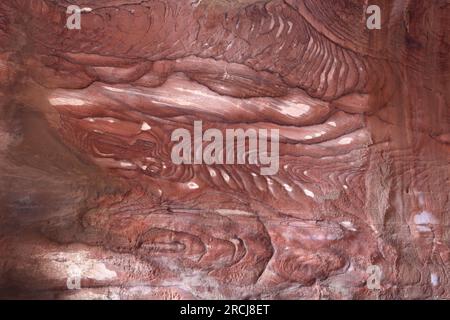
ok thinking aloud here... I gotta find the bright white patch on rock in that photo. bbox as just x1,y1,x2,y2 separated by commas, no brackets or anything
86,262,116,280
280,103,310,117
208,168,217,177
191,0,203,8
431,273,439,287
120,161,134,168
221,171,230,183
276,16,285,38
304,135,313,140
283,184,293,192
216,209,255,216
414,211,438,225
287,21,293,34
304,189,315,198
328,121,337,127
141,122,151,131
313,131,327,138
340,221,357,231
44,251,117,281
49,97,85,106
338,137,353,145
187,182,199,189
103,86,127,93
343,185,348,190
414,211,438,233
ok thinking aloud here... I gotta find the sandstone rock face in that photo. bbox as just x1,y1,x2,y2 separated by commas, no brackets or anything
0,0,448,300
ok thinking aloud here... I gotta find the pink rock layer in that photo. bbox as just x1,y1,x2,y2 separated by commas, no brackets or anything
0,0,448,299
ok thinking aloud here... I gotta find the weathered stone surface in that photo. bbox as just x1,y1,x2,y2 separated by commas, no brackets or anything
0,0,448,299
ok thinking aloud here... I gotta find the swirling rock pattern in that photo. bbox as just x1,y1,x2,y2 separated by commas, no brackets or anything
0,0,449,299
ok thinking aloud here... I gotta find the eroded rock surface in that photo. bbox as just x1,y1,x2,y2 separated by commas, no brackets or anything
0,0,449,299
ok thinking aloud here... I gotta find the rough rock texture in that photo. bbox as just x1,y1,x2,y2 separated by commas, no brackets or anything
0,0,449,299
